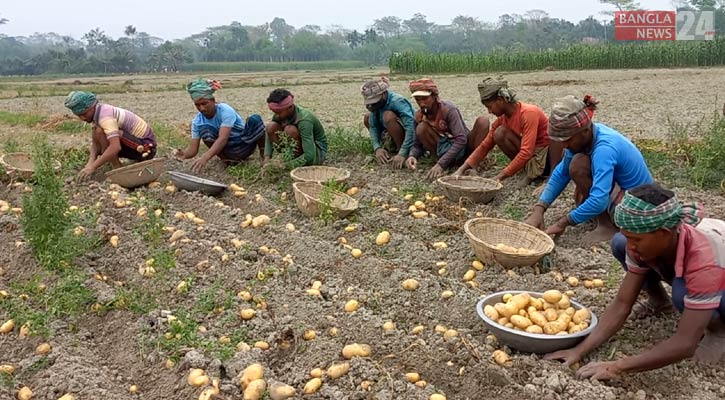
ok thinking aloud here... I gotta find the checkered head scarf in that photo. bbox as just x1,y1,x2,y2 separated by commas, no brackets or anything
477,76,516,103
548,95,593,141
613,191,704,233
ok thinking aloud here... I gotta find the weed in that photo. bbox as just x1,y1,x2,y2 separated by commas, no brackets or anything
228,162,262,182
318,178,345,224
152,122,187,149
400,182,433,200
3,138,20,153
0,110,44,126
689,113,725,188
274,134,298,163
112,287,158,314
501,202,524,221
325,127,373,160
606,261,622,290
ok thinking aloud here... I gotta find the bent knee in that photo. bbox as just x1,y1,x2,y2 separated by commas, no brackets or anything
492,126,511,144
382,110,398,124
569,153,591,178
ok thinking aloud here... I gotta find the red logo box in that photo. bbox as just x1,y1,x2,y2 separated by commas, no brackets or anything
615,11,677,40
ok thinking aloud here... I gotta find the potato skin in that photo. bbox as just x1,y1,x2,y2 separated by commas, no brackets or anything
573,308,591,324
542,290,563,304
484,305,499,320
510,315,533,329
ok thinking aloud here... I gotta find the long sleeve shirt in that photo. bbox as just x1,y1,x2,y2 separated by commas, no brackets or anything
539,123,653,225
465,102,548,176
265,105,328,169
368,91,416,157
409,100,469,169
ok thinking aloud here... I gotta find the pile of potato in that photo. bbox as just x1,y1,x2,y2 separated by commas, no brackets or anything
493,243,535,255
483,291,591,335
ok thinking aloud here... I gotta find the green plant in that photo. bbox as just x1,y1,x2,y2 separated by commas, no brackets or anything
501,202,524,221
274,134,298,163
318,178,345,223
326,127,373,160
3,138,20,153
228,162,262,181
689,113,725,188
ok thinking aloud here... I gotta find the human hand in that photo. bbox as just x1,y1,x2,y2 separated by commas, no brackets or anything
543,348,583,368
427,164,444,180
575,361,623,381
78,165,96,181
391,154,406,170
191,157,207,173
375,148,390,164
405,157,417,170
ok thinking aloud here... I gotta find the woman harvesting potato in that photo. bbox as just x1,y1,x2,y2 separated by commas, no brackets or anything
546,183,725,379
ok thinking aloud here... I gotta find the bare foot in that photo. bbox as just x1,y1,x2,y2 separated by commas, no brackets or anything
695,328,725,364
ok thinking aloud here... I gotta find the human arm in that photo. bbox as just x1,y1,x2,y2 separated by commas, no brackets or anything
286,120,318,169
568,147,617,225
395,99,417,158
524,151,573,228
79,135,122,179
436,107,468,170
176,139,200,160
500,110,540,179
191,126,231,172
456,119,497,175
544,271,646,366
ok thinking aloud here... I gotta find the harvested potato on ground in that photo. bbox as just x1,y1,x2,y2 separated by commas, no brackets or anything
303,378,322,394
492,350,512,367
402,279,420,291
342,343,371,359
17,387,32,400
326,362,350,379
240,364,264,389
405,372,420,383
344,300,359,312
567,276,579,287
430,394,447,400
268,382,296,400
1,319,15,334
375,231,391,245
243,379,267,400
592,279,604,288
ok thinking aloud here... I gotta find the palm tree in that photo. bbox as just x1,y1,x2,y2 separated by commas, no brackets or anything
0,14,8,25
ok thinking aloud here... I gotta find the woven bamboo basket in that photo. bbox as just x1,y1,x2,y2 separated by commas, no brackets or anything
290,166,350,184
0,152,61,180
105,158,165,188
293,181,358,219
437,175,503,204
464,217,555,268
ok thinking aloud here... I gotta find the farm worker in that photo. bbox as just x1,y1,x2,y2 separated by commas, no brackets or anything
546,183,725,379
404,78,489,180
64,91,157,180
175,78,266,173
263,88,328,169
453,76,563,182
361,76,416,170
523,95,653,243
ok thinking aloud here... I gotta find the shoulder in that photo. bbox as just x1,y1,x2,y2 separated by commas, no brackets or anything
519,102,545,119
217,103,238,116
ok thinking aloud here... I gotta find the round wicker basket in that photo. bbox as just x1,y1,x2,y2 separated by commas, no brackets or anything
437,175,502,204
464,217,555,268
293,181,358,219
0,152,61,180
105,158,165,188
290,166,350,184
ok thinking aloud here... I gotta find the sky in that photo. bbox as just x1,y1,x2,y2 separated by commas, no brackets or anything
0,0,676,40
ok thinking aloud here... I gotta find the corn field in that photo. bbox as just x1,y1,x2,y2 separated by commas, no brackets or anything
389,39,725,74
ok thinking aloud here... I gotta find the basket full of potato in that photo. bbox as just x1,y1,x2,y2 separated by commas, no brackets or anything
476,290,597,354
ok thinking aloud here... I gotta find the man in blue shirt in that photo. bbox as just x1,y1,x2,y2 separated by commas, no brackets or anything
176,79,265,172
524,95,653,243
361,77,416,170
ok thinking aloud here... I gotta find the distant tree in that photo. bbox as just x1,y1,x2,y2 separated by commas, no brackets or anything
403,13,434,36
300,24,321,34
373,16,402,38
451,15,483,36
0,14,8,25
269,17,295,45
124,25,137,38
346,30,363,49
599,0,641,15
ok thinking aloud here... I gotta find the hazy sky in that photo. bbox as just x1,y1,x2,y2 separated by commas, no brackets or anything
0,0,675,40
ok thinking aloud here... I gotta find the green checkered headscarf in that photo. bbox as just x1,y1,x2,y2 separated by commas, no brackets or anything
64,91,97,115
613,191,704,233
187,79,222,101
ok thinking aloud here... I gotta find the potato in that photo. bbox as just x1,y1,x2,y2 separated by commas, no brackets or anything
109,235,119,248
402,279,420,291
344,300,359,312
411,325,426,334
268,382,296,400
502,293,513,303
346,187,359,196
243,379,267,400
564,307,576,316
529,297,544,310
17,387,32,400
509,293,531,310
542,301,556,310
0,365,14,375
492,350,512,367
543,320,568,335
57,394,75,400
542,290,563,304
415,380,427,388
342,343,371,359
483,305,500,320
310,368,324,378
240,364,264,389
303,330,317,340
573,308,591,324
434,324,447,333
441,290,454,299
510,315,533,329
430,395,447,400
382,321,395,332
544,308,558,322
583,280,594,289
254,341,269,350
35,343,51,355
351,248,362,258
592,279,605,288
188,368,207,386
375,231,391,245
557,294,571,309
568,324,585,334
326,362,350,379
443,329,458,340
169,230,185,243
404,372,420,383
1,319,15,334
505,323,514,328
518,309,527,317
567,276,579,287
303,378,322,394
529,311,548,327
239,309,256,320
494,303,507,317
462,270,476,282
501,302,518,318
526,325,544,334
252,215,270,228
496,317,509,326
472,260,485,270
412,211,428,219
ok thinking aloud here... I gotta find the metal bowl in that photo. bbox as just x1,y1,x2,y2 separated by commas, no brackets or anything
167,171,227,196
476,290,598,354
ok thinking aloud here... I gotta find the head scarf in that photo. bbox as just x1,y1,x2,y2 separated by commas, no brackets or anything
268,94,295,113
548,95,592,141
477,76,516,102
361,76,390,105
64,91,97,115
187,79,222,101
582,94,599,119
613,191,704,233
409,78,439,96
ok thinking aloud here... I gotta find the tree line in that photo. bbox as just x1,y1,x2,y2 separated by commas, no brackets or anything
0,0,723,75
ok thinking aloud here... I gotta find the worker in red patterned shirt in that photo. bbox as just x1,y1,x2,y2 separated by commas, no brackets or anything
546,183,725,380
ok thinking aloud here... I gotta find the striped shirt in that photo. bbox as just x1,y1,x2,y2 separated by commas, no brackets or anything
93,103,155,142
626,218,725,310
